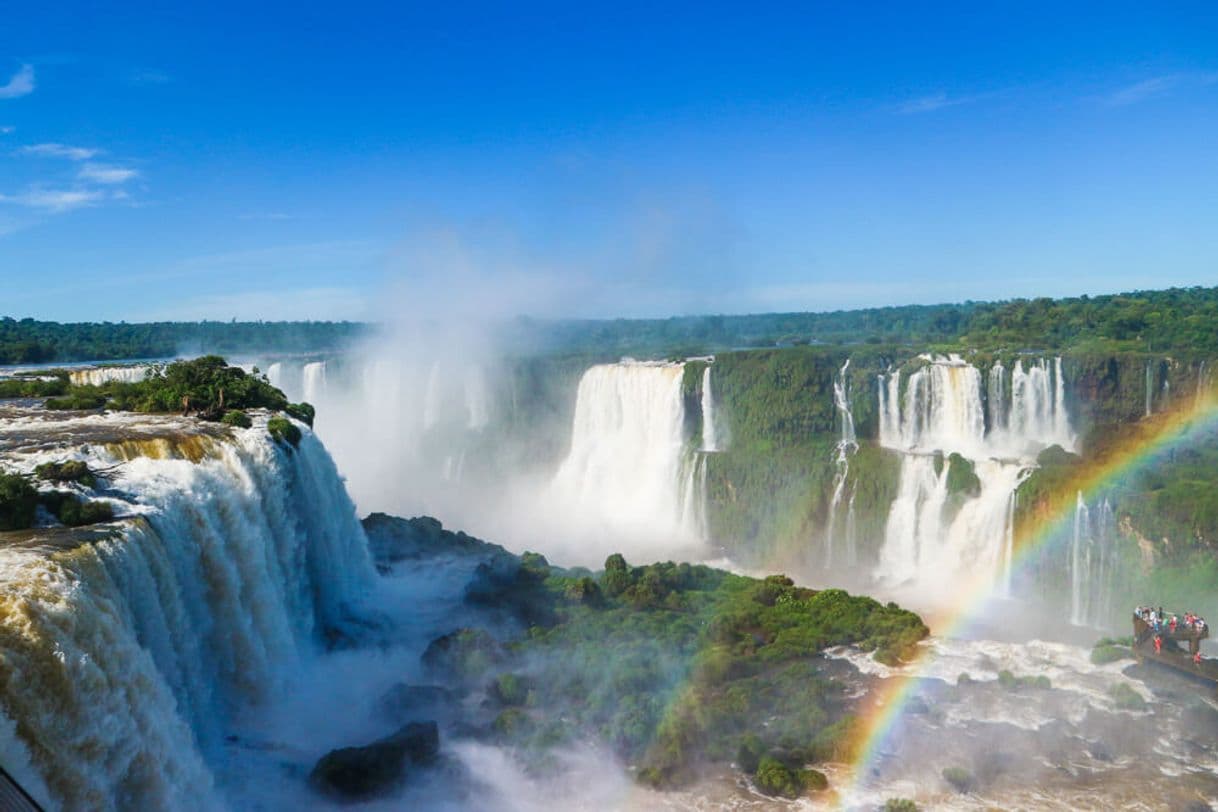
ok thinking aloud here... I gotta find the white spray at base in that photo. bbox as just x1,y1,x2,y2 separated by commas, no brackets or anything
876,355,1076,599
0,420,374,811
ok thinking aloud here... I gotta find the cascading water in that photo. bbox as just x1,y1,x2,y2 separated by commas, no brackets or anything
0,417,373,811
1070,492,1116,628
825,360,859,567
700,365,720,453
548,361,705,562
1145,361,1154,417
302,361,327,406
876,354,1074,596
67,365,152,386
1198,360,1213,408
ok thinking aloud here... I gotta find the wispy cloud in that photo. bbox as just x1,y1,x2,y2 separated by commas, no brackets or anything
78,163,138,184
239,211,295,221
0,64,34,100
19,142,100,160
894,92,981,115
128,68,171,86
0,187,105,213
1104,72,1218,107
0,126,13,135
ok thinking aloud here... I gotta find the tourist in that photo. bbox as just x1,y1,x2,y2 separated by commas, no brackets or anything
1154,635,1162,655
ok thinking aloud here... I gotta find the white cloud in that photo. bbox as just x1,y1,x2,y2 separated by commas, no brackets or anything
129,69,170,86
19,142,100,160
0,126,13,135
1105,72,1218,107
0,187,104,213
894,92,977,115
78,163,138,184
1105,76,1178,107
0,64,34,100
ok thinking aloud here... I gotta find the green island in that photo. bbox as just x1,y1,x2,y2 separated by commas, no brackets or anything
330,514,929,801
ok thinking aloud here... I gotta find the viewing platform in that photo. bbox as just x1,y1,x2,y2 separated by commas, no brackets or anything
1132,614,1218,689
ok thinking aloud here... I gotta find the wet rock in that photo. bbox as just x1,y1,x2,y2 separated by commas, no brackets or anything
310,721,440,801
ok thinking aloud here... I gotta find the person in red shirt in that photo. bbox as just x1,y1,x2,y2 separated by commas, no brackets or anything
1154,635,1162,655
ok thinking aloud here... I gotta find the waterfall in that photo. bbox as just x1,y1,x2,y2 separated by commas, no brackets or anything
876,354,1072,595
1070,492,1116,628
825,360,859,567
0,418,373,811
68,365,152,386
700,365,721,453
1198,360,1213,408
1007,358,1074,453
1145,361,1154,417
987,362,1007,432
302,361,327,405
548,361,705,559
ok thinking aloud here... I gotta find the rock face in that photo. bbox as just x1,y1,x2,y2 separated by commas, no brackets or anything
309,721,440,801
362,513,501,564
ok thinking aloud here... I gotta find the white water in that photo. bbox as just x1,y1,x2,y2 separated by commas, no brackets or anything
1145,361,1154,417
0,417,373,811
548,361,705,563
825,360,859,568
1070,491,1116,628
700,365,721,453
67,365,152,386
876,355,1073,597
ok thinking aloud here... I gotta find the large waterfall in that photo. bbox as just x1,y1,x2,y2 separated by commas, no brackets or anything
548,361,706,562
876,355,1075,595
0,416,373,811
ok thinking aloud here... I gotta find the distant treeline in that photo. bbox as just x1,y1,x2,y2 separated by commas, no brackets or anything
0,318,370,364
4,284,1218,363
513,285,1218,357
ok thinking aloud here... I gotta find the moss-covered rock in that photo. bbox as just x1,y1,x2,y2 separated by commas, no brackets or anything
285,401,316,427
267,415,301,447
34,460,96,488
0,472,37,531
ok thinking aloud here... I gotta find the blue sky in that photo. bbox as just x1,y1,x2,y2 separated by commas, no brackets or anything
1,1,1216,322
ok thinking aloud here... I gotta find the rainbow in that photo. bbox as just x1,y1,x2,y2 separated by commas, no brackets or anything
837,389,1218,807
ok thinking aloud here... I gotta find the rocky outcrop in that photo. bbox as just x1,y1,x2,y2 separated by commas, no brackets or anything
309,721,440,801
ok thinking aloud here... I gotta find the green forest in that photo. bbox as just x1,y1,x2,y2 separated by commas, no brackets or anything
4,284,1218,364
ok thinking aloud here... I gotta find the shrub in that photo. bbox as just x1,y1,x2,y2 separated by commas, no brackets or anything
267,415,302,447
44,394,105,410
883,800,919,812
0,473,38,530
221,409,252,428
754,756,804,799
34,460,96,488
